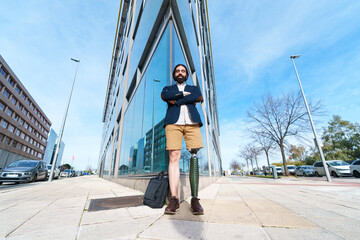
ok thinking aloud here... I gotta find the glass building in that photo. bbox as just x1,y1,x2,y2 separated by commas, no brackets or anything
98,0,221,193
42,128,65,168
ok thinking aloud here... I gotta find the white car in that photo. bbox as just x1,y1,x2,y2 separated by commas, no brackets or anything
313,160,351,178
47,165,60,179
282,165,296,175
350,159,360,178
270,166,282,176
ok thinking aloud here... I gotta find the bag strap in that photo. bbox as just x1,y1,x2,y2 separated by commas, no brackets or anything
158,171,166,179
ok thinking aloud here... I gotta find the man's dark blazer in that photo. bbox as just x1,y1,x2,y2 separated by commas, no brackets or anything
161,84,203,127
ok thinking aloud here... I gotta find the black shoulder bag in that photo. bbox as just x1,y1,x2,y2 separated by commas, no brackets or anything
143,171,169,208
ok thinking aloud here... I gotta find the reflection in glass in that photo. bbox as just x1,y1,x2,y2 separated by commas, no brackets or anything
118,24,170,175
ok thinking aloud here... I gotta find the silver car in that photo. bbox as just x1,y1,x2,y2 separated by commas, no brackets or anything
350,159,360,178
47,165,60,179
313,160,351,178
0,160,48,184
295,165,314,176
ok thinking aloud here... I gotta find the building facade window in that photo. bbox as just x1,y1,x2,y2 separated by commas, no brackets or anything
15,85,21,94
11,96,17,105
6,108,12,116
8,77,15,87
0,101,5,111
3,88,10,98
1,120,8,129
8,124,14,133
0,66,8,78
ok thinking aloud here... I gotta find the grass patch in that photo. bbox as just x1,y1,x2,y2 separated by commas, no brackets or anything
246,175,279,178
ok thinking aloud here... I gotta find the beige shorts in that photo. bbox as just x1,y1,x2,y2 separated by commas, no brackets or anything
165,124,203,150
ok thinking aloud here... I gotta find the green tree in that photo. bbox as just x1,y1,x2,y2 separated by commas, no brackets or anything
288,145,306,161
322,115,360,160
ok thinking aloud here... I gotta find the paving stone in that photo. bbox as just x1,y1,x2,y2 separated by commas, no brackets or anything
10,207,83,235
208,210,260,225
246,201,294,214
139,219,205,240
77,219,141,240
203,223,269,240
255,212,318,228
81,208,132,225
127,205,165,219
264,227,342,240
6,226,78,240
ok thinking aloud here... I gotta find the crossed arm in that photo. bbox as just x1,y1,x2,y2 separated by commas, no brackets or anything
161,86,203,106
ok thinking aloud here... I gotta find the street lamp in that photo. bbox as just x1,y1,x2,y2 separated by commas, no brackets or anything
49,58,80,181
151,79,161,172
290,55,332,182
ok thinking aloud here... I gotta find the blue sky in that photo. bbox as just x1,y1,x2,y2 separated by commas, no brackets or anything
1,1,360,170
209,0,360,169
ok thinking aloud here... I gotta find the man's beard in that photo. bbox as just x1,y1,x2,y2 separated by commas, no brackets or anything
174,75,187,84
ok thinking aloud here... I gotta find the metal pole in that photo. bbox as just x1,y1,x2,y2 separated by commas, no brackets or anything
151,79,160,173
290,55,331,182
49,58,80,181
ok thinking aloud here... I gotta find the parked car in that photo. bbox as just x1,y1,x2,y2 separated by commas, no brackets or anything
60,169,72,177
295,165,314,176
270,166,283,176
313,160,351,177
282,165,296,175
350,159,360,178
0,160,48,184
47,165,60,179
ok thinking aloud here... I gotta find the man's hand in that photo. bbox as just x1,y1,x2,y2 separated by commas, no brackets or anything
168,100,176,105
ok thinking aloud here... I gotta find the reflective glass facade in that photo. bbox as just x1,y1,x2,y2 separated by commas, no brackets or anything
99,0,221,180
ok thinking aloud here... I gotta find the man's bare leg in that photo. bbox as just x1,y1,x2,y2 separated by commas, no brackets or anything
168,150,181,198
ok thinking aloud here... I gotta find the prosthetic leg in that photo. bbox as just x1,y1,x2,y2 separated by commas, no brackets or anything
189,149,199,197
189,149,204,215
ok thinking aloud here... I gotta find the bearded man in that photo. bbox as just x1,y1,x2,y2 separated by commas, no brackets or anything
161,64,204,215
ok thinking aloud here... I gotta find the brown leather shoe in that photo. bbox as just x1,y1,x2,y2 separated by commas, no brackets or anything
191,197,204,215
164,196,179,214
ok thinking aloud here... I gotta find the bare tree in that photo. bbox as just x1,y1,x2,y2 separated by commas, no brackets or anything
239,147,251,175
240,144,261,175
249,145,261,173
253,136,275,175
247,91,323,176
229,159,241,173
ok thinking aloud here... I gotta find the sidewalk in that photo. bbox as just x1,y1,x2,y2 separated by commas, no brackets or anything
1,175,359,239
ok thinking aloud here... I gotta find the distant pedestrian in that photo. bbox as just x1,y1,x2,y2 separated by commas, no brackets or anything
161,64,204,215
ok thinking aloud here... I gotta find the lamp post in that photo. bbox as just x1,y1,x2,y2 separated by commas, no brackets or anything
151,79,161,172
49,58,80,181
290,55,331,182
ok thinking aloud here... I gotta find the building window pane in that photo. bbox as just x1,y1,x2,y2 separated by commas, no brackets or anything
3,88,10,98
0,101,5,111
1,120,8,129
11,96,17,105
0,66,8,78
15,85,21,94
6,108,12,116
8,77,15,87
8,125,14,133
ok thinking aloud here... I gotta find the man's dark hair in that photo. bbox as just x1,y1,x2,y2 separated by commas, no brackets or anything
172,64,189,79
